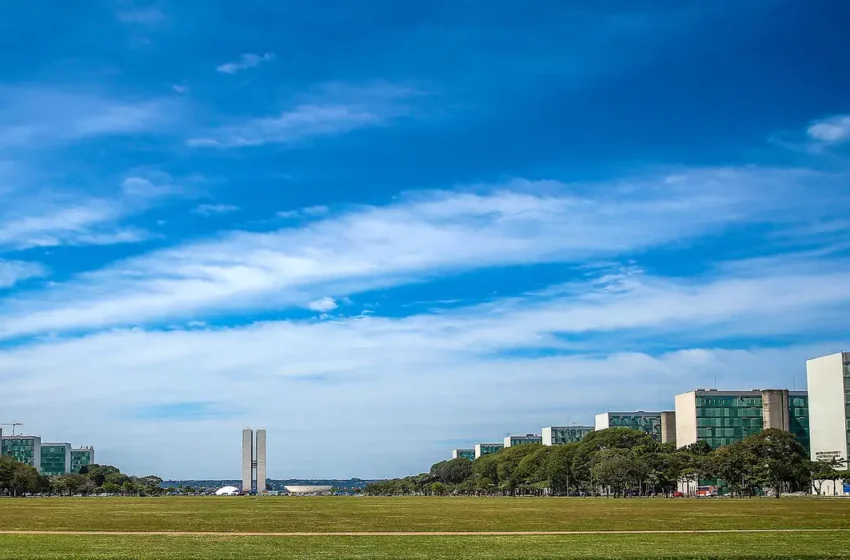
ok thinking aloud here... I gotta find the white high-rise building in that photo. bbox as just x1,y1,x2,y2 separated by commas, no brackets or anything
241,428,268,494
807,352,850,496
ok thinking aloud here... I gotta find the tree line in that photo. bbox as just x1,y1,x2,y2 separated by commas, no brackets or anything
365,428,850,498
0,457,165,497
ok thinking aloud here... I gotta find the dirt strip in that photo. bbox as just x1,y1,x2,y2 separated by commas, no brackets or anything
0,529,847,537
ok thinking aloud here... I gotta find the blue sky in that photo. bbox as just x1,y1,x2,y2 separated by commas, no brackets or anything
1,0,849,479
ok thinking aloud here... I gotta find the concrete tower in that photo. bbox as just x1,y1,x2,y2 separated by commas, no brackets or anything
240,428,267,494
241,429,253,492
256,429,267,494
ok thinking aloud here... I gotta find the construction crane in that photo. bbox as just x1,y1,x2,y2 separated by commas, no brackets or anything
1,422,23,436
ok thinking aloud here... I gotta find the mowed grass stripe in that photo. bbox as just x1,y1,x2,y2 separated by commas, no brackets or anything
0,528,849,536
1,497,848,533
1,532,849,559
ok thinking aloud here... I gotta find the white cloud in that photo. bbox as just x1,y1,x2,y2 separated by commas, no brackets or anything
307,297,338,312
0,173,184,251
277,205,329,219
0,166,841,339
172,85,189,94
188,105,381,148
0,87,177,149
193,203,240,217
187,83,417,148
807,115,850,144
216,52,275,75
0,259,47,289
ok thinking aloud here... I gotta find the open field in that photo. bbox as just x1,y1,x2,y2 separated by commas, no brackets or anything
0,497,849,558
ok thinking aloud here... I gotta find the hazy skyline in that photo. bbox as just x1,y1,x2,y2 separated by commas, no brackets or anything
1,0,849,479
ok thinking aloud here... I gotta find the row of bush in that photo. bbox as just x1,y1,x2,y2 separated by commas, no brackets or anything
365,428,850,497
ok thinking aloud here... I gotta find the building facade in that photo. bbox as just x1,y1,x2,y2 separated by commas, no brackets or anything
594,412,668,442
807,352,850,496
1,435,41,469
39,443,71,476
71,447,95,473
674,389,809,450
452,449,475,461
474,443,504,459
542,426,593,446
504,434,542,448
241,428,267,494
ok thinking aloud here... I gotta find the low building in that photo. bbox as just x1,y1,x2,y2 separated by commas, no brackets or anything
542,426,593,446
503,434,542,448
1,435,42,470
474,443,504,459
451,449,475,461
595,412,670,442
71,447,96,473
807,352,850,496
674,389,809,450
40,442,72,476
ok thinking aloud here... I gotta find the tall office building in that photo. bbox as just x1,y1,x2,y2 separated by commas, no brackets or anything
474,443,504,459
807,352,850,495
39,442,71,476
71,447,95,473
241,428,267,494
674,389,809,450
594,412,675,443
542,426,594,446
503,434,542,448
1,435,41,470
452,449,475,461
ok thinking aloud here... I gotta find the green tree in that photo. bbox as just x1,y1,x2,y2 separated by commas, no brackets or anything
743,429,809,498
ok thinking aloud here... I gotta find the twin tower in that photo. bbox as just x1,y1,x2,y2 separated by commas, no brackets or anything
241,428,267,494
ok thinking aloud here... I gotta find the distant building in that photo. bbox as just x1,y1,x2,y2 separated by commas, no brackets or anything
1,435,41,470
674,389,809,450
40,442,71,476
452,449,475,461
807,352,850,496
241,428,267,494
503,434,542,448
71,447,95,473
542,426,593,446
474,443,504,459
595,411,675,443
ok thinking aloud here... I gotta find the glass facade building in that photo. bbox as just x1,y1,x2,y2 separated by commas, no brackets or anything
504,434,542,447
542,426,594,446
676,390,810,451
474,443,504,459
596,412,663,441
40,444,71,476
1,436,41,467
451,449,475,461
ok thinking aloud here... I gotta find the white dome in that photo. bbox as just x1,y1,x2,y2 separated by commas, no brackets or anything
215,486,241,495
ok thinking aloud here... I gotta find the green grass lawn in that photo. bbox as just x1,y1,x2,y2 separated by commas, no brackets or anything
0,533,847,560
0,497,848,558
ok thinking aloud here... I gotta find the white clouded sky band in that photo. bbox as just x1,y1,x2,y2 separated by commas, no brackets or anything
1,164,846,340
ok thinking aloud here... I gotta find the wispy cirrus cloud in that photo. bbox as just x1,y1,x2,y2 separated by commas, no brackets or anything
807,114,850,153
193,203,240,217
0,164,843,340
187,104,382,148
0,259,47,289
216,52,275,75
0,87,177,150
187,83,420,148
0,173,185,251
